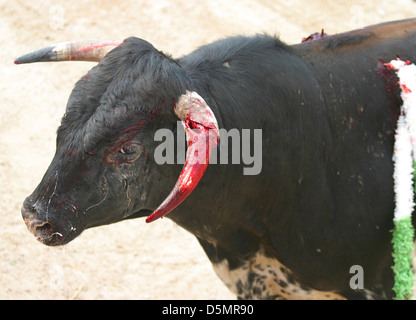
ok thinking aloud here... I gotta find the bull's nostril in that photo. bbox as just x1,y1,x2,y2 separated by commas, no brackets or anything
30,220,64,246
35,221,53,234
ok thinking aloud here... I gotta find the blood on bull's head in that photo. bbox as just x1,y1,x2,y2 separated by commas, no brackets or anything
16,38,219,246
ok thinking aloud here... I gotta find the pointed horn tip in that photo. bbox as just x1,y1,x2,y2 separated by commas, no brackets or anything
146,209,167,223
14,56,40,65
13,46,57,65
14,40,123,65
14,57,31,65
14,53,34,64
14,56,32,64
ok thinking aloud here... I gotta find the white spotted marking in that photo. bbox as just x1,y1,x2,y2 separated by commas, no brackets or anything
213,248,345,300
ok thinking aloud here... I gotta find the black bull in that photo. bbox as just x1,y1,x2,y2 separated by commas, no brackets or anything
17,19,416,299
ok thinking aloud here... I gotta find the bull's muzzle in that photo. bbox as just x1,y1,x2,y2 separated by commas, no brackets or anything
21,201,63,246
21,194,81,246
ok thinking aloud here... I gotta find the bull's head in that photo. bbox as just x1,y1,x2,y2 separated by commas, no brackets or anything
16,38,219,246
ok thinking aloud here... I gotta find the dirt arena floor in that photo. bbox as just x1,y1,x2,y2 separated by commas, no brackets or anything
1,0,415,300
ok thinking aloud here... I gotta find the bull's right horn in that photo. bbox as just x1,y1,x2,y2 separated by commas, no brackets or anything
14,40,122,64
146,91,220,223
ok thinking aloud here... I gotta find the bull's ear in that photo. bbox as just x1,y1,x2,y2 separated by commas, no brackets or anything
146,91,220,222
14,40,122,64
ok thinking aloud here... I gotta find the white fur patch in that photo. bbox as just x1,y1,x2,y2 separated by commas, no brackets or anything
212,249,345,300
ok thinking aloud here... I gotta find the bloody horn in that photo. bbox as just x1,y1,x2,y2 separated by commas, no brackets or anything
14,40,122,64
146,91,220,223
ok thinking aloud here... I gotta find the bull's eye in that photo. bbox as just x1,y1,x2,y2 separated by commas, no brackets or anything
119,145,136,154
108,142,144,164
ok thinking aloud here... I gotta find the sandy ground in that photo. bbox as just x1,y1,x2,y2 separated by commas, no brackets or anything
1,0,415,300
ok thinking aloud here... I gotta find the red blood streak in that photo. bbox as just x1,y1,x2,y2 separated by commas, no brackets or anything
74,41,123,56
400,83,412,94
302,29,329,42
67,149,76,156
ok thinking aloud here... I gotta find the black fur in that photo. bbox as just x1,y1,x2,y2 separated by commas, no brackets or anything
22,20,416,299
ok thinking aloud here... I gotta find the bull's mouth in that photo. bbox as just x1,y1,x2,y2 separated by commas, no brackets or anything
37,231,65,246
32,221,65,246
22,206,152,246
30,210,151,245
31,224,77,246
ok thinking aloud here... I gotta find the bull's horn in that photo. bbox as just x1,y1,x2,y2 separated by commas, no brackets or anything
146,91,220,223
14,40,122,64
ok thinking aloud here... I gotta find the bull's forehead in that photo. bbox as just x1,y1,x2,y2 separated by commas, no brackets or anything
56,38,188,154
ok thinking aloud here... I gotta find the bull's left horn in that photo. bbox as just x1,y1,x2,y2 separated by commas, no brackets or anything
146,91,220,223
14,40,122,64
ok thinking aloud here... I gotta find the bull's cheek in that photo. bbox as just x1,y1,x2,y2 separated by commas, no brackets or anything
116,168,154,219
119,172,134,218
81,174,119,227
81,170,140,227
